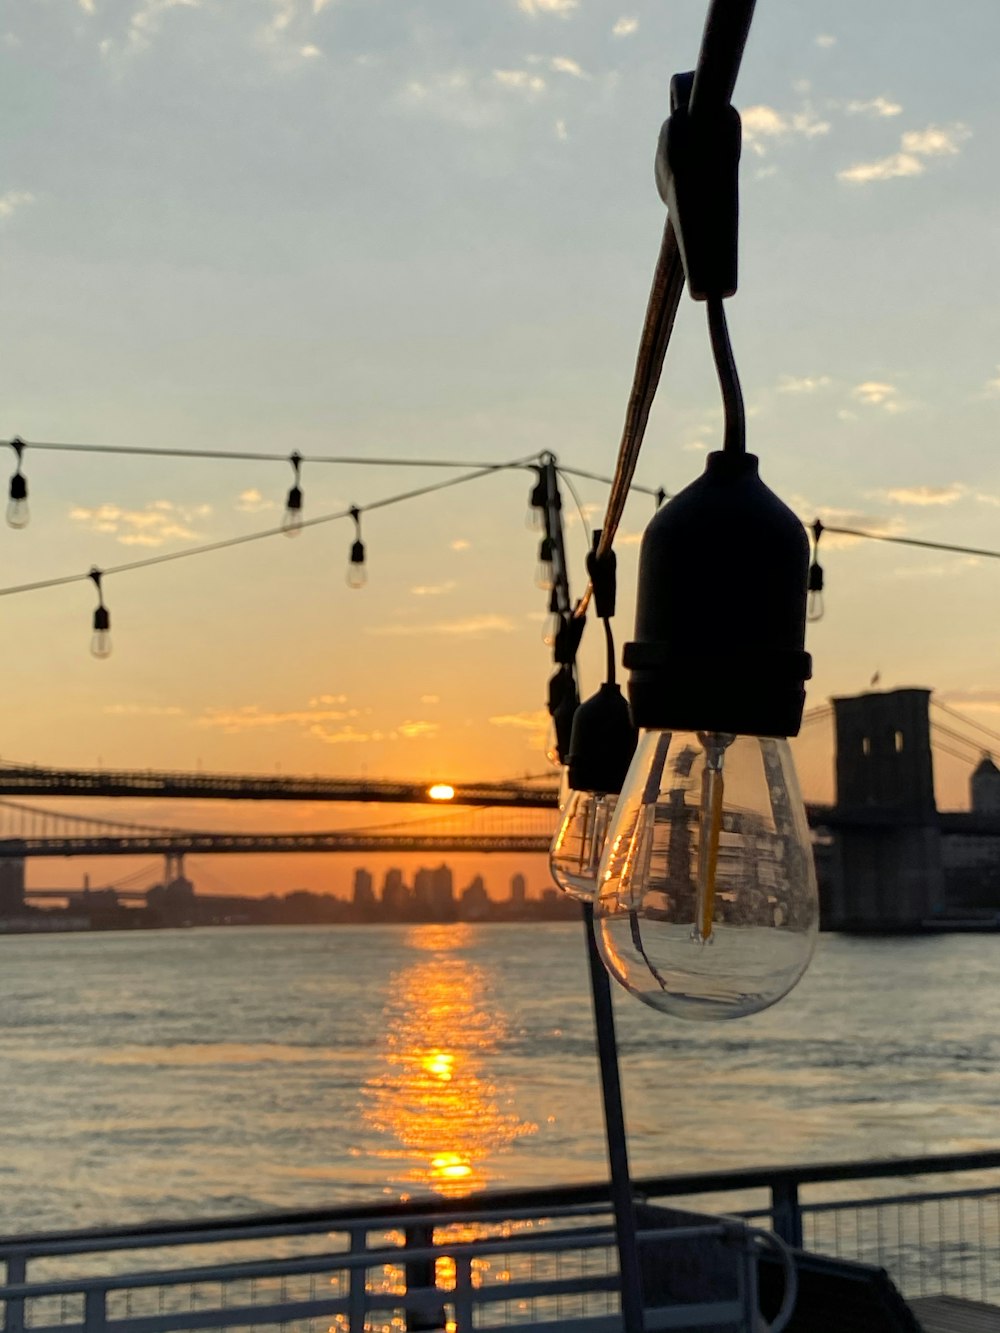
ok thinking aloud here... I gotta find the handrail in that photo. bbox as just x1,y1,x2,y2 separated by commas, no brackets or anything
1,1149,997,1255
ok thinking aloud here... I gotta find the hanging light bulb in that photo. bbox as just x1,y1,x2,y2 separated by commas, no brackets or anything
594,447,819,1020
347,506,367,588
89,568,112,659
282,451,303,536
550,682,637,901
546,664,579,768
7,438,28,529
526,465,547,530
807,519,825,622
535,535,555,590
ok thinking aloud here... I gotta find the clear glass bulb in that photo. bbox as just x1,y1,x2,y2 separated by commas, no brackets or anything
595,730,818,1021
347,558,367,589
7,474,29,529
283,487,303,537
90,629,112,659
807,589,824,623
550,790,617,901
535,538,554,591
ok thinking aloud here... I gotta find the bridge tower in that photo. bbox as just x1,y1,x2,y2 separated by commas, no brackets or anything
0,857,25,915
827,687,944,930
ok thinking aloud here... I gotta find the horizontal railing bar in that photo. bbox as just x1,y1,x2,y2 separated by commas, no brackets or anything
798,1184,1000,1215
0,1224,730,1302
3,1148,996,1258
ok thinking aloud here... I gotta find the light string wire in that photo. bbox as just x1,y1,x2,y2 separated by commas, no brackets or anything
0,453,540,599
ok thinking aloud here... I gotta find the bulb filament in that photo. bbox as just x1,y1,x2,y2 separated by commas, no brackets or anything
694,733,731,943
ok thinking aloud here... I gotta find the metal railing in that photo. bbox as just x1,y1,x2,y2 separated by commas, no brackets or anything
1,1150,997,1332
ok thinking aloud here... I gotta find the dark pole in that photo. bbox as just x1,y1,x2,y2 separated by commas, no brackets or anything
582,901,645,1333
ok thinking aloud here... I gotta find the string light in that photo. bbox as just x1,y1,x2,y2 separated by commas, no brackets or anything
6,438,28,530
535,536,555,591
808,518,825,622
282,452,303,537
347,506,367,589
88,568,111,659
526,466,547,530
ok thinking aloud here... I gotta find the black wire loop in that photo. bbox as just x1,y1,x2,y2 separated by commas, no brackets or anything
707,296,746,456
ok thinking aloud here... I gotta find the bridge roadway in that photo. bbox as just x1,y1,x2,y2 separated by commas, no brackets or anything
0,764,560,809
0,832,553,858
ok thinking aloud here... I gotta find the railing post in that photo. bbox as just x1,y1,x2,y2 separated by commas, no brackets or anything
403,1224,445,1332
3,1255,26,1333
84,1288,107,1333
771,1179,803,1249
452,1255,474,1333
347,1227,367,1333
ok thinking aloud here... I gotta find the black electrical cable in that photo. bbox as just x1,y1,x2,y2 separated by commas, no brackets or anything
821,524,1000,562
707,296,746,456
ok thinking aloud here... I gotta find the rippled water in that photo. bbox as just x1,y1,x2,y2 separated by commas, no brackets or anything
1,923,998,1236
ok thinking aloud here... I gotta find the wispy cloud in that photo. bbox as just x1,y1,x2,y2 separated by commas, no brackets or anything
548,55,586,77
742,102,830,156
369,614,514,637
984,367,1000,397
518,0,578,15
554,118,568,141
69,500,211,547
494,69,547,95
308,719,439,744
777,374,832,394
612,16,638,36
420,694,440,704
838,122,970,184
410,581,456,596
235,488,276,513
199,703,358,732
0,190,34,221
489,708,549,741
104,703,184,717
790,499,908,549
815,33,836,48
884,483,965,507
852,381,899,409
308,693,348,705
113,0,200,56
450,538,471,551
845,96,902,118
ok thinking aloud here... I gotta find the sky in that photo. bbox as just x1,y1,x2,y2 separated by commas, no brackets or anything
2,0,1000,895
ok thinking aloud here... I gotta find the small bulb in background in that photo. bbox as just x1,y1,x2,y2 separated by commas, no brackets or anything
595,729,818,1020
535,536,555,590
282,485,303,536
7,438,28,529
347,538,367,589
91,605,112,659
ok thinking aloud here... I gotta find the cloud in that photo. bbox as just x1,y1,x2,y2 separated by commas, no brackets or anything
838,122,970,184
494,69,547,95
104,703,184,717
518,0,578,15
789,499,908,549
199,704,358,732
555,118,568,141
120,0,200,55
410,581,456,596
815,33,836,48
307,719,439,744
0,191,34,221
308,693,348,705
450,538,471,551
549,55,585,77
78,0,96,11
984,367,1000,397
884,484,965,507
489,708,549,737
846,96,902,118
777,374,832,394
742,103,830,156
938,689,1000,715
235,487,276,513
612,16,638,36
369,614,514,637
69,500,210,547
397,720,439,739
852,381,898,408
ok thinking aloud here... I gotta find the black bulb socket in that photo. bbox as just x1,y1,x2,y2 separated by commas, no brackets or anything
567,682,638,796
808,561,824,593
350,539,365,564
623,451,811,738
287,486,302,512
9,473,27,502
93,606,110,633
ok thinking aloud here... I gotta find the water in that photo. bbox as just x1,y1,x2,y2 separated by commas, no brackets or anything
1,923,999,1236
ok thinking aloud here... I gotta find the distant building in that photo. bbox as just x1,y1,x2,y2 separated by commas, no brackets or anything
460,875,490,920
381,868,410,914
971,754,1000,814
352,867,375,910
510,873,526,907
0,858,25,915
414,864,454,918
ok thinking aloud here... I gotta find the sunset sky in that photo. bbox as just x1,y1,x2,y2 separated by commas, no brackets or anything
3,0,1000,895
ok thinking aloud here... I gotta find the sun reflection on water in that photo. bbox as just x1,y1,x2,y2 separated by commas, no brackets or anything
361,924,536,1196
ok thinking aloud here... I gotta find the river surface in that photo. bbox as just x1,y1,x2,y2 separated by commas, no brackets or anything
1,923,998,1235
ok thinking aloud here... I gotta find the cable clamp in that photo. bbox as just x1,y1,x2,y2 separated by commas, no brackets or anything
586,531,617,621
655,70,741,300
